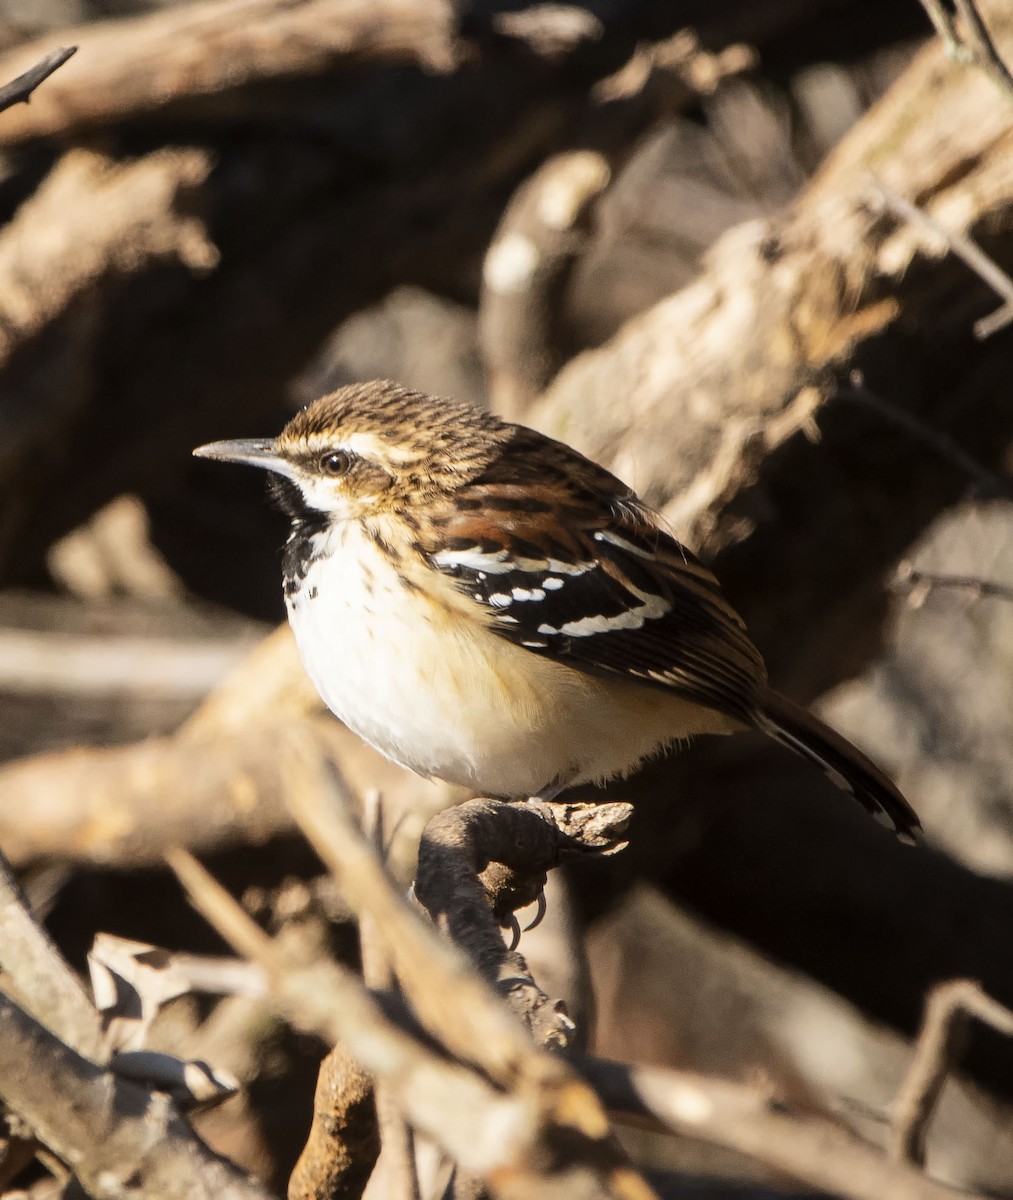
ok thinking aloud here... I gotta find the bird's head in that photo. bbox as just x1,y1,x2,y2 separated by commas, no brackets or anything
193,380,510,523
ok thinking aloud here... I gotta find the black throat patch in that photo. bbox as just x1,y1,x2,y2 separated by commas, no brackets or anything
269,476,330,596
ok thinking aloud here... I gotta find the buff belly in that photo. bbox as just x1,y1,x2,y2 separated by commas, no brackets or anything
286,530,733,796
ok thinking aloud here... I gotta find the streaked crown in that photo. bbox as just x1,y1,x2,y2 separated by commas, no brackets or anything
194,380,510,521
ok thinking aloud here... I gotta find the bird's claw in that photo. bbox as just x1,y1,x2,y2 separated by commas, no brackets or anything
504,890,547,950
524,890,547,933
506,912,522,952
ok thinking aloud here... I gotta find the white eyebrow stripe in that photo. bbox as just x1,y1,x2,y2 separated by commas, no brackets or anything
537,585,670,637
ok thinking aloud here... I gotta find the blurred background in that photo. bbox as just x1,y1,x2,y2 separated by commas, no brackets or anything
2,0,1013,1196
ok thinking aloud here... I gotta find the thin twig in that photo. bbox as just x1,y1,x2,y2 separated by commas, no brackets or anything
893,562,1013,606
361,791,421,1200
918,0,1013,97
954,0,1013,94
836,376,1011,498
890,979,1013,1166
0,46,75,116
869,174,1013,339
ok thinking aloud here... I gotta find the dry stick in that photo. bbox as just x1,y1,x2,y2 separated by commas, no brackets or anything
0,989,273,1200
918,0,1013,97
360,791,420,1200
479,151,611,420
892,562,1013,605
580,1057,981,1200
0,850,104,1062
168,837,981,1200
836,378,1011,499
0,0,460,145
277,741,543,1087
890,979,1013,1167
0,46,76,115
869,174,1013,338
167,848,656,1200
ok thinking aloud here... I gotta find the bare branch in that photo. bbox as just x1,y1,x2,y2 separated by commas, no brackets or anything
0,849,104,1061
0,46,76,115
835,376,1011,498
288,1042,379,1200
869,174,1013,338
0,990,273,1200
0,0,461,145
919,0,1013,98
581,1056,982,1200
167,847,653,1200
891,979,1013,1166
892,561,1013,606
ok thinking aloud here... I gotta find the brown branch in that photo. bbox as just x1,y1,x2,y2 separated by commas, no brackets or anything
0,849,104,1061
0,0,461,146
287,1042,378,1200
918,0,1013,98
0,46,76,115
479,151,611,419
0,147,215,371
167,847,655,1200
580,1056,982,1200
530,14,1013,698
0,990,273,1200
414,797,629,1045
890,979,1013,1166
0,626,449,868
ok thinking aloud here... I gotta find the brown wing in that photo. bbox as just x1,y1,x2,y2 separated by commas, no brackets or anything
424,428,767,725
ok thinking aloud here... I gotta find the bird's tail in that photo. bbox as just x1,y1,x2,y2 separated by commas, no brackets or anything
754,688,921,844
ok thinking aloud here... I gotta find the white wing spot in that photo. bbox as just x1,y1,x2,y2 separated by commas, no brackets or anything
511,587,545,601
537,583,670,638
489,593,512,608
542,577,564,590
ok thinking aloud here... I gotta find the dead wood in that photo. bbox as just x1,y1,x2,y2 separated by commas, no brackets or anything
479,151,611,420
0,0,461,146
579,1057,977,1200
890,979,1013,1167
287,1042,378,1200
0,146,214,371
170,843,655,1200
0,625,453,868
529,5,1013,699
0,849,103,1060
0,990,274,1200
0,46,75,115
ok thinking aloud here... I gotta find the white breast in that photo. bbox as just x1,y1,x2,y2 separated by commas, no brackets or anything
285,522,732,796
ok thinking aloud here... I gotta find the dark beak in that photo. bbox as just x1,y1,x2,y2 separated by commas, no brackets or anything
192,438,287,474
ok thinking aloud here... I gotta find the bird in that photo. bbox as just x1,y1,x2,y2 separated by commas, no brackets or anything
193,379,920,845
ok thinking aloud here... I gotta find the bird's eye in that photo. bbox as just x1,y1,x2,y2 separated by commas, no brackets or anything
319,450,351,476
